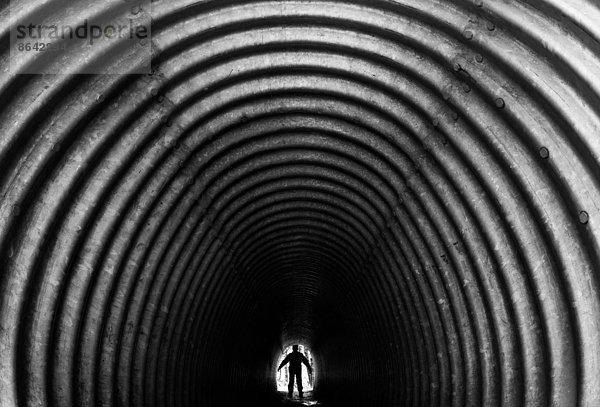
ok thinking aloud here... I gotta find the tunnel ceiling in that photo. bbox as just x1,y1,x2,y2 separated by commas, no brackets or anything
1,0,600,406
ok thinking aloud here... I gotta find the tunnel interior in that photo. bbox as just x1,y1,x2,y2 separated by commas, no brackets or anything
1,0,600,406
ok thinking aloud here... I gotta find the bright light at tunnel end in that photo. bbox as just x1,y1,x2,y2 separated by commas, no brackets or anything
276,345,314,392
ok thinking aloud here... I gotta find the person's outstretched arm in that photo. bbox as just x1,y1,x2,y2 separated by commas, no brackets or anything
301,355,312,374
278,355,291,371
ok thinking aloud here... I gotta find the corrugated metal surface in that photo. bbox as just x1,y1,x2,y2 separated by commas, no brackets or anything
1,0,600,406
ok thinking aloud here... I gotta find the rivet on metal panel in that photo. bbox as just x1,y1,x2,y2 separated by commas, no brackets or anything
475,54,484,63
451,111,459,121
463,30,474,40
486,21,496,31
579,211,589,225
453,62,461,72
539,147,550,159
463,84,471,93
475,0,483,7
495,98,505,108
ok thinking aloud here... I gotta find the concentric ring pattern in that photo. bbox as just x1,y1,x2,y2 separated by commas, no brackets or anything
1,0,600,406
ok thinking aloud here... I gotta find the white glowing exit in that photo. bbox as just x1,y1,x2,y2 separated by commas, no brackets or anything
276,345,314,392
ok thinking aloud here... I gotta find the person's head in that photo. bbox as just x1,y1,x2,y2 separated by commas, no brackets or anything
293,345,299,352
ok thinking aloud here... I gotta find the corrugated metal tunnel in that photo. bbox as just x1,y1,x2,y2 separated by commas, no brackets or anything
1,0,600,406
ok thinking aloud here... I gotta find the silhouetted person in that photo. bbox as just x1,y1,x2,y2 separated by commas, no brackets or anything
278,345,312,398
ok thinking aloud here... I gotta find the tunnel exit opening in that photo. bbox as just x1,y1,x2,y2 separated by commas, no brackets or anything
276,344,314,394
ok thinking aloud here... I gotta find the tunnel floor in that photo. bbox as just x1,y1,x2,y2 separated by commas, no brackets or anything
276,391,323,406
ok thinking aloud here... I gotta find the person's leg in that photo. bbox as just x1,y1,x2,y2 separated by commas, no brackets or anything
288,371,295,397
297,371,303,398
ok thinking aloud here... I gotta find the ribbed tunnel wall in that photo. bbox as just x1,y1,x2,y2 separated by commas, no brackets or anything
1,1,600,406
